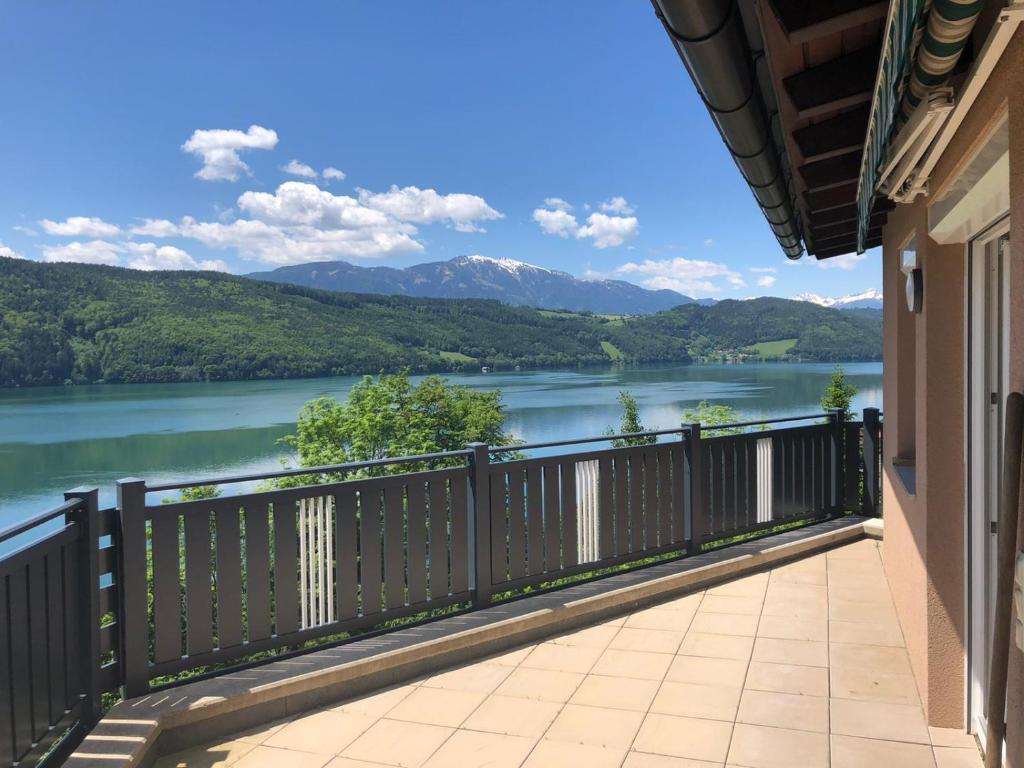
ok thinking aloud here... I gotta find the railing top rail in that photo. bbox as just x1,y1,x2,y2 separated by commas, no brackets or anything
706,412,832,431
0,496,81,544
145,448,473,493
490,426,690,454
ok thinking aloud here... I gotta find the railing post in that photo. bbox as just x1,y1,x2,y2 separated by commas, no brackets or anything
117,478,149,698
65,487,102,727
862,408,881,516
467,443,493,607
828,408,845,513
684,423,706,555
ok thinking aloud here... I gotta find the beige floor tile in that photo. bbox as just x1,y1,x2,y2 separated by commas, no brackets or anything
755,614,827,642
828,585,895,606
495,667,586,703
570,674,661,711
549,624,620,649
626,608,696,632
829,643,914,675
928,727,978,749
709,575,768,598
679,632,754,661
650,681,741,721
655,592,705,612
231,747,332,768
325,757,399,768
829,698,929,744
591,648,674,681
726,723,828,768
521,642,604,674
698,595,763,616
760,597,828,620
827,541,881,560
342,719,454,768
264,710,378,755
386,687,487,727
545,703,644,748
829,600,899,624
330,686,414,718
155,740,255,768
751,637,827,667
610,627,686,654
462,694,562,738
422,729,536,768
769,569,827,586
829,620,905,647
522,739,626,768
933,746,984,768
831,667,921,705
689,612,759,637
736,689,828,733
486,645,535,667
765,582,827,601
421,662,513,694
830,734,936,768
624,753,723,768
233,716,297,745
633,713,733,763
665,655,749,688
743,661,828,697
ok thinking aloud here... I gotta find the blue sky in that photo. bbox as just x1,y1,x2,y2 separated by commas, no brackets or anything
0,2,879,300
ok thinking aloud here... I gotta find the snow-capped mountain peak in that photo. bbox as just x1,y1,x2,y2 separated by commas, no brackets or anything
460,255,550,274
793,289,882,309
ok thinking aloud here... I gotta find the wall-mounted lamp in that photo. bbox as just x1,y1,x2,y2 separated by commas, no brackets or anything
901,239,923,313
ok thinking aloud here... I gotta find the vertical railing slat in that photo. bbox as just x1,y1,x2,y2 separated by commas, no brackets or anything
0,574,13,766
428,478,449,599
215,507,242,649
526,464,545,576
245,505,272,642
384,481,406,611
450,474,469,595
27,559,49,741
335,488,359,619
8,569,32,759
507,467,526,580
489,470,507,584
184,507,213,657
45,549,66,725
273,502,298,636
643,449,658,550
542,463,560,572
150,512,181,664
629,453,643,552
561,461,578,568
406,481,428,605
360,487,382,617
597,456,614,560
613,455,628,556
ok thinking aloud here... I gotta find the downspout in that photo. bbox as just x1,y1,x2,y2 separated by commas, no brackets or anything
652,0,804,258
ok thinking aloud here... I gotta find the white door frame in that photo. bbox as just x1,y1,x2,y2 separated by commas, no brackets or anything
966,214,1010,743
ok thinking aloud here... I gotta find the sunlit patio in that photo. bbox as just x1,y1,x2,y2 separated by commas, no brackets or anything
154,538,981,768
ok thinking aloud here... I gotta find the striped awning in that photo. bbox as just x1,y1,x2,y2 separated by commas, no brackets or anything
855,0,928,253
857,0,985,251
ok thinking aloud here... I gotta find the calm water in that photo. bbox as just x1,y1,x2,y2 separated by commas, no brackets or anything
0,362,881,528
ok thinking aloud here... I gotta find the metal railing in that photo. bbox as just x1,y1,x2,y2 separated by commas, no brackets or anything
0,408,885,762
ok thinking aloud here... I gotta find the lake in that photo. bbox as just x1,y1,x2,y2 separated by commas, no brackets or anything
0,362,881,528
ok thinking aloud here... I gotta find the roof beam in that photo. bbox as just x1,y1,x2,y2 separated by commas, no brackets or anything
804,181,858,213
792,106,871,162
810,211,886,241
798,151,862,192
814,236,882,259
773,0,888,45
783,45,881,120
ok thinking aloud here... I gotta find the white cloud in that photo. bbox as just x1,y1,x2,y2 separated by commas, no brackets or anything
240,182,394,230
125,242,227,272
749,266,777,274
577,212,638,249
816,251,867,270
756,275,777,287
533,208,579,238
614,256,745,297
41,240,122,266
13,225,37,237
543,197,573,212
599,196,634,215
357,185,503,232
322,167,346,181
1,243,24,259
181,125,279,182
130,218,180,237
703,238,715,247
40,216,120,237
533,199,638,249
281,159,318,179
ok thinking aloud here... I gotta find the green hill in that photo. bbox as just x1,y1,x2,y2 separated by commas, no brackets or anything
0,258,881,387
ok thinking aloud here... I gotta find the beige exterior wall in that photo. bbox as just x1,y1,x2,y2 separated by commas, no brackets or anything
879,21,1024,762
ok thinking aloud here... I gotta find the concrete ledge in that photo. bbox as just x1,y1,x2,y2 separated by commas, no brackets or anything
68,515,877,768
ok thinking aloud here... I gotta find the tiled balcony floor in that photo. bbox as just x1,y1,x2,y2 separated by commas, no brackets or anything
157,539,983,768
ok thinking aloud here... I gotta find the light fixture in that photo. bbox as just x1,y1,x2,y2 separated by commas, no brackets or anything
901,238,922,314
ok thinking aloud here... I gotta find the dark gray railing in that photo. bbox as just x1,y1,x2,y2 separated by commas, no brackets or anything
0,407,886,756
0,489,119,768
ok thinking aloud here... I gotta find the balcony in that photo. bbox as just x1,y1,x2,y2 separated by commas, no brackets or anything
144,537,982,768
1,411,911,768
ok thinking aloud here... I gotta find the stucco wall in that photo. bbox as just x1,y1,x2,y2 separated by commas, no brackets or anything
879,20,1024,761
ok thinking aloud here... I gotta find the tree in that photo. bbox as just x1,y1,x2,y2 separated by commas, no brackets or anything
279,371,519,483
681,400,743,436
606,390,656,447
821,364,857,421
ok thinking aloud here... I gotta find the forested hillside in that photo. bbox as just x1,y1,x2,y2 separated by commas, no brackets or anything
0,258,881,387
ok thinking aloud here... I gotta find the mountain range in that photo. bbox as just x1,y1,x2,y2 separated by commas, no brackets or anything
247,255,712,315
793,289,883,310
